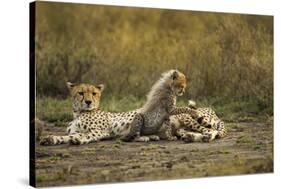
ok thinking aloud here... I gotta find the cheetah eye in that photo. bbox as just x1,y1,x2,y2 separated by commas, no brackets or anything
92,92,97,96
78,92,84,96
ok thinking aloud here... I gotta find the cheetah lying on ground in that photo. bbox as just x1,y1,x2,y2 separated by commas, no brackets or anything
40,82,139,145
40,70,199,145
158,101,227,142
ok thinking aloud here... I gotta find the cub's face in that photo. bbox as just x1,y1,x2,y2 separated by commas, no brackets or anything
67,82,104,111
170,70,187,96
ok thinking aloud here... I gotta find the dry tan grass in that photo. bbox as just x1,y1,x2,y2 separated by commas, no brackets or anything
35,2,273,117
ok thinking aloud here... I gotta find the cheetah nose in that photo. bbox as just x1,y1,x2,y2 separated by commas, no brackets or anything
85,100,92,105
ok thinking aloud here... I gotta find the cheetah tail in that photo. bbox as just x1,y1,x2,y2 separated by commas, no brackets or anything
188,100,197,109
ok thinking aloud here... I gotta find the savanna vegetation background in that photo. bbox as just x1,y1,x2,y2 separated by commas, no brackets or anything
35,1,273,122
34,2,273,187
36,2,273,121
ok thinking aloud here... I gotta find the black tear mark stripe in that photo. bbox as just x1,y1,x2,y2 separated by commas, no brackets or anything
80,95,84,102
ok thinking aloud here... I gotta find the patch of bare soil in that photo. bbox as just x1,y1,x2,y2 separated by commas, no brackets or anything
35,120,273,187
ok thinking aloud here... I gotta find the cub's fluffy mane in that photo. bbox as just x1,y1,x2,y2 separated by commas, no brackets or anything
141,69,179,113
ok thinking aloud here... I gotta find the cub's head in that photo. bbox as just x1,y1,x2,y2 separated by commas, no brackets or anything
66,82,104,112
169,70,187,96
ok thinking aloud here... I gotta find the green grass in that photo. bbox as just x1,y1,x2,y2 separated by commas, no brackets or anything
36,96,272,124
36,95,144,123
101,95,145,112
35,4,273,125
181,97,272,122
36,97,73,123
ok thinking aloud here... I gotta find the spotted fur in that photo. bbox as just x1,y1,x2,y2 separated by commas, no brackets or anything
40,71,226,145
40,83,140,145
159,105,227,142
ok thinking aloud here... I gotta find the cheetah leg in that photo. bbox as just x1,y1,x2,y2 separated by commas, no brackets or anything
131,135,160,141
176,129,203,142
216,121,227,139
134,118,176,142
66,119,82,134
158,119,177,141
195,115,225,141
40,119,83,146
134,136,150,142
179,115,218,142
147,135,160,141
69,131,111,145
122,113,145,142
40,134,79,145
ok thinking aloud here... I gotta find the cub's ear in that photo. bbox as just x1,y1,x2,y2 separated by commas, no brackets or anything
66,82,76,90
96,84,105,92
172,70,179,80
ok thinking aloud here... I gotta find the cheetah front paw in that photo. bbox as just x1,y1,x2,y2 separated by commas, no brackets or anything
134,136,150,142
202,134,212,142
202,131,217,142
148,135,160,141
40,135,55,146
181,135,194,143
70,136,84,145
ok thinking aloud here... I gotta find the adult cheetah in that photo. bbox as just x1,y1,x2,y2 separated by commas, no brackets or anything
158,101,227,142
40,82,139,145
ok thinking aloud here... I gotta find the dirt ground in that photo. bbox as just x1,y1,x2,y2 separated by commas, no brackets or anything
35,119,273,187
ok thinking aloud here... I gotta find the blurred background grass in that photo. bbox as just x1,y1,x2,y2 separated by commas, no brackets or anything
35,2,273,123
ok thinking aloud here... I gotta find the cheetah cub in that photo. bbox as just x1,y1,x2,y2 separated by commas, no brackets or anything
123,69,199,142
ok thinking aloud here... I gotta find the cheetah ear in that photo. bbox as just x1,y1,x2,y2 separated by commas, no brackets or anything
66,82,76,90
96,84,105,92
171,70,179,80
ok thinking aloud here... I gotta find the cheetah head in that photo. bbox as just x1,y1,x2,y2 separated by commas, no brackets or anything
169,70,187,96
66,82,104,112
